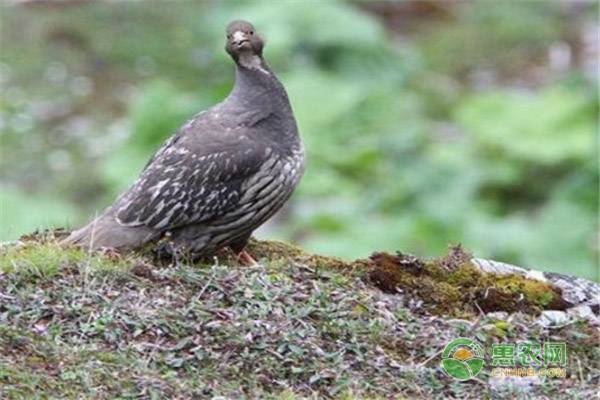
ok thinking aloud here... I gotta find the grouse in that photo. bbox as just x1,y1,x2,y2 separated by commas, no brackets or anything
63,20,305,261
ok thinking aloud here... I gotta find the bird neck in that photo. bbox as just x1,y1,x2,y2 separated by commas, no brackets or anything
229,56,289,109
236,52,271,75
226,56,301,152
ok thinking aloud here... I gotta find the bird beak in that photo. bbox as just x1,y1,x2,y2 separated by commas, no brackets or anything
232,31,250,47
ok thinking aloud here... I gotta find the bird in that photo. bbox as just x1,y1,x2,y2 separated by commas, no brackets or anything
63,20,305,262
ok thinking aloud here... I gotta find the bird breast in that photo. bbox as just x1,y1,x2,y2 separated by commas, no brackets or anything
218,146,303,231
242,147,304,204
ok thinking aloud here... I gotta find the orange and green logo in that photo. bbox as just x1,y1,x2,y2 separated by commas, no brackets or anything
441,338,485,380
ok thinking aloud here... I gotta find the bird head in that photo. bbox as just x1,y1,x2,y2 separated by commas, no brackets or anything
225,20,265,62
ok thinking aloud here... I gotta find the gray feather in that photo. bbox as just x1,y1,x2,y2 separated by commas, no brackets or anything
62,208,157,250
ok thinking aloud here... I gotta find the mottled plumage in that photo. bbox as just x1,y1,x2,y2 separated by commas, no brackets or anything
63,20,305,257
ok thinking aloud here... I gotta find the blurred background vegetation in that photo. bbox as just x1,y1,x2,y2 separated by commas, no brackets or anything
0,0,597,280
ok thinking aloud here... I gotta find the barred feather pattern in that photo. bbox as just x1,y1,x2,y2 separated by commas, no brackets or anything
167,147,305,254
116,146,254,230
112,136,304,255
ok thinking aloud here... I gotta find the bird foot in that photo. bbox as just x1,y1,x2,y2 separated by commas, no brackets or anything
97,246,122,260
237,250,258,266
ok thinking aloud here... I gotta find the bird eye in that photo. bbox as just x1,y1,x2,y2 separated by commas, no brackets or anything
227,34,232,39
249,30,254,35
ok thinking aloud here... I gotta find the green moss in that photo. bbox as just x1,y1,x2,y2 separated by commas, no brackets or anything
247,238,306,260
0,243,85,281
1,240,133,284
365,247,569,317
494,275,568,309
248,238,355,271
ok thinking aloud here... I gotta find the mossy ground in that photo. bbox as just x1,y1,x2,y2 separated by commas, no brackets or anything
0,231,598,398
245,240,570,318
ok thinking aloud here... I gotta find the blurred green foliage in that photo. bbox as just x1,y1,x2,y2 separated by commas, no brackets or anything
0,0,597,280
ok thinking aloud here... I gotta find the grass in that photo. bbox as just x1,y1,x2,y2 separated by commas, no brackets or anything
0,234,598,398
0,242,132,284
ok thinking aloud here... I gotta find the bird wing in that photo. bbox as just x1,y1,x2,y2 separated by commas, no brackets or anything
115,128,268,231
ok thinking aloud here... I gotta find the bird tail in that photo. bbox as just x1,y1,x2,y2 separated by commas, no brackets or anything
61,209,156,251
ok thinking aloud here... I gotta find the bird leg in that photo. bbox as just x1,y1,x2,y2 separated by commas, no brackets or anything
237,249,258,266
229,235,256,266
97,246,122,260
